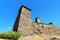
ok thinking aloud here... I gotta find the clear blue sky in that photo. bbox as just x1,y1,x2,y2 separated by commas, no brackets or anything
0,0,60,32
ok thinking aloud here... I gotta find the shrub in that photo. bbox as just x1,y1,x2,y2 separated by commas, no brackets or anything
0,31,21,40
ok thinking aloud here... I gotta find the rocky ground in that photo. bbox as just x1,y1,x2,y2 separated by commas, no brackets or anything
18,34,60,40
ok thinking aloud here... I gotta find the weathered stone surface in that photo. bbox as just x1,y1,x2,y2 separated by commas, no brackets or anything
18,34,60,40
18,34,44,40
13,5,35,36
13,5,60,40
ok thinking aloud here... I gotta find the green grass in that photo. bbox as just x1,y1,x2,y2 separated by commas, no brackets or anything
0,31,21,40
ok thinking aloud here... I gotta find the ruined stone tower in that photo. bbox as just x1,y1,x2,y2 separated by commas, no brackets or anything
13,5,60,38
13,5,34,36
35,17,40,23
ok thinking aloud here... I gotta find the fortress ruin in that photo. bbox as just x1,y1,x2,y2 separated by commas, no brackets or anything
13,5,60,36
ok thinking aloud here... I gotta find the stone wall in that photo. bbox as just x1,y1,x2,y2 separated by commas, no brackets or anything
13,5,35,36
13,5,60,37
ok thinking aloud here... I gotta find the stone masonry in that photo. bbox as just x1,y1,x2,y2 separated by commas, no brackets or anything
13,5,60,37
13,5,35,36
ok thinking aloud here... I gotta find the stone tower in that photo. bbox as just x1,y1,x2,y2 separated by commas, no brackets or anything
35,17,40,23
13,5,34,36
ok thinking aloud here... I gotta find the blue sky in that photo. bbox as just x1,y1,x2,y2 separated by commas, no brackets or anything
0,0,60,32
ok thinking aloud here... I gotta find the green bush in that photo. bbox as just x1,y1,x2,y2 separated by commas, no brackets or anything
0,31,21,40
